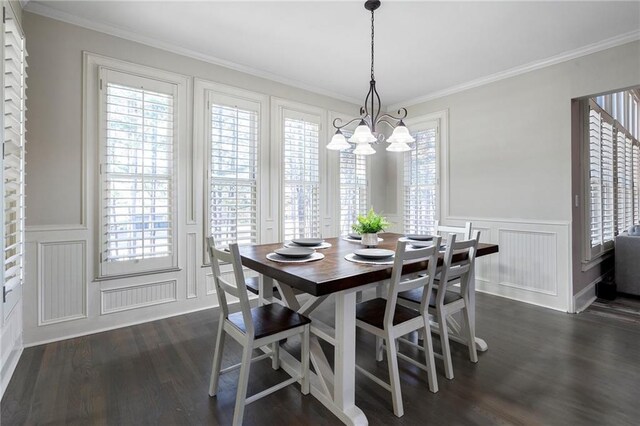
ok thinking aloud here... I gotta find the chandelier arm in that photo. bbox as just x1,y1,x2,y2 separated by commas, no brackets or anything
332,117,364,131
375,118,398,129
377,108,409,122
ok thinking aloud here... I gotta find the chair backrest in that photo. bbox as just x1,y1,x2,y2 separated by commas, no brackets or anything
384,236,442,328
434,220,473,240
435,231,480,305
206,237,254,336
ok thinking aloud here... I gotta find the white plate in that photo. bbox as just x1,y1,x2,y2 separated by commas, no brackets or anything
291,237,324,246
274,247,315,259
405,234,434,241
410,242,446,250
348,232,362,240
353,248,395,260
267,252,325,263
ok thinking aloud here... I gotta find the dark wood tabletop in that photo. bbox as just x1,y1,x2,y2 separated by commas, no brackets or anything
239,233,499,297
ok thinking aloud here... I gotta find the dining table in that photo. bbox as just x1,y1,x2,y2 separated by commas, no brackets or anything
239,232,499,425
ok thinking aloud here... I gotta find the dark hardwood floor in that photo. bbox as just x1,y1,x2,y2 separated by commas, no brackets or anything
3,292,639,425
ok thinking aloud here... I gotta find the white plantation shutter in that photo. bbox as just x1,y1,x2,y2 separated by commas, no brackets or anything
601,120,615,245
339,133,368,236
588,108,603,247
208,94,259,247
615,129,627,234
404,124,438,235
634,144,640,224
283,111,321,241
99,68,177,276
3,13,26,316
625,135,634,231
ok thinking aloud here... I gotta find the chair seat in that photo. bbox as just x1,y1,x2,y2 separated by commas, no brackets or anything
356,298,421,329
398,288,463,307
227,303,311,339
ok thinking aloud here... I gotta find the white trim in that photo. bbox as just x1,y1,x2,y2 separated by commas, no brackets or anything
24,2,362,105
446,215,571,227
581,250,613,272
389,30,640,111
572,277,600,314
26,224,88,233
0,345,22,400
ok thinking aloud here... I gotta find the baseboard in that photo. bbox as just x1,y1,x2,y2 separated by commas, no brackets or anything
573,278,600,313
475,287,568,313
1,338,23,400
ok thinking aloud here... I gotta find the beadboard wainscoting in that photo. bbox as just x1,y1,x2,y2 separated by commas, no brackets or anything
22,226,224,347
445,217,572,312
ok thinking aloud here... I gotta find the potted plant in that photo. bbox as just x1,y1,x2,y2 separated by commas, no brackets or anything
352,208,390,247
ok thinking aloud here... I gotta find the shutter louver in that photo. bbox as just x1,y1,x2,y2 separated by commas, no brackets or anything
339,132,368,236
404,127,437,235
103,81,175,265
3,15,26,310
209,101,258,247
634,144,640,224
588,108,603,247
601,120,615,244
283,115,320,241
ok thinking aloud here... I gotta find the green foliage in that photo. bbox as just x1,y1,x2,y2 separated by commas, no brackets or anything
351,208,390,234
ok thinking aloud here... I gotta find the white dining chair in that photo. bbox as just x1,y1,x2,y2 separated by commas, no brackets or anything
398,231,480,380
207,238,311,426
434,220,473,240
354,237,442,417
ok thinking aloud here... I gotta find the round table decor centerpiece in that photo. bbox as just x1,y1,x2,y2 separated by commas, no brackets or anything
351,208,391,248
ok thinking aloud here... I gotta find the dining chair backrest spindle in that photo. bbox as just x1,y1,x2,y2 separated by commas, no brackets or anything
434,220,473,240
384,237,442,330
437,231,480,299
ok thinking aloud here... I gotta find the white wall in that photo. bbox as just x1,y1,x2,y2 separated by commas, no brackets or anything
22,12,361,346
383,41,640,311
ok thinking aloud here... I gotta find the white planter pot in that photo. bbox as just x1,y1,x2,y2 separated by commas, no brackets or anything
361,233,378,247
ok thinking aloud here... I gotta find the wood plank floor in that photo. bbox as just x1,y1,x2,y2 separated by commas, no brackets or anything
3,292,639,425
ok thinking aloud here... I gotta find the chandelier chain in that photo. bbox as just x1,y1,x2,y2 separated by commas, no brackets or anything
370,9,375,81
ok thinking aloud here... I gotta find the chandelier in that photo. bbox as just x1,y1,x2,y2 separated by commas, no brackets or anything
326,0,415,155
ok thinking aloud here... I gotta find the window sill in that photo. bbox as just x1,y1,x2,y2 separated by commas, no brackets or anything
94,267,182,282
581,251,613,272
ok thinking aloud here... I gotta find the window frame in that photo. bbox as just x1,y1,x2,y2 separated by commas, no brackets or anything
401,118,441,235
583,96,640,262
85,54,189,280
272,98,326,242
195,80,269,263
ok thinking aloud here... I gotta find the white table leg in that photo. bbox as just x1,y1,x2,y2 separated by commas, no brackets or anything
259,275,274,306
334,290,368,425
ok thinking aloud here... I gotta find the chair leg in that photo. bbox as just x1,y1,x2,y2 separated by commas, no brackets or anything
301,325,310,395
209,317,226,397
376,336,384,362
462,304,478,363
422,316,439,393
385,334,404,417
272,341,280,370
437,308,454,380
232,344,253,426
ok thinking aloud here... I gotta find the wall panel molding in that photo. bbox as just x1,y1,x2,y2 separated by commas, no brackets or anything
101,280,177,315
187,232,197,298
498,229,558,296
37,240,87,325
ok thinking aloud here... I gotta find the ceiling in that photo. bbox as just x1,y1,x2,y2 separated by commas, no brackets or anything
26,1,640,106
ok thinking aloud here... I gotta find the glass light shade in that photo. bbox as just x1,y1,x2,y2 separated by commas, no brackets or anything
326,131,351,151
386,122,416,144
353,142,376,156
348,122,377,144
386,142,411,152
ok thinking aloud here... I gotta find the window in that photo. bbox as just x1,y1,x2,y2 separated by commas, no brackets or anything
587,98,640,258
339,135,368,236
403,122,438,235
3,12,26,316
282,110,321,241
208,93,260,247
99,68,177,276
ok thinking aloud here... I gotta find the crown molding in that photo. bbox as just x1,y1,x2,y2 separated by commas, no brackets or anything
388,29,640,111
23,1,362,106
19,0,30,8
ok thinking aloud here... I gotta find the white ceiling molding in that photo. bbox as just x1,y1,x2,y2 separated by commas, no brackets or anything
24,1,363,106
388,29,640,111
19,0,30,8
